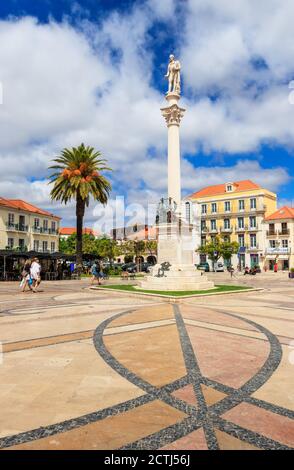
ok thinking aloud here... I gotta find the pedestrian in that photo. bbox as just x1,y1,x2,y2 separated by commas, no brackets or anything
229,266,235,278
274,262,278,273
30,258,42,293
90,261,99,285
20,259,33,292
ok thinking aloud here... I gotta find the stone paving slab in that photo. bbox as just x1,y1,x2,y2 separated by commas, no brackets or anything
0,279,293,450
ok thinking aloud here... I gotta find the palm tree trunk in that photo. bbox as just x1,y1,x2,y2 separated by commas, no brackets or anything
76,193,85,275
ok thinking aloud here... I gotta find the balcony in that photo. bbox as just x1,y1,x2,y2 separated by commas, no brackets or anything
6,223,28,232
265,247,290,255
266,230,277,237
248,244,260,252
235,225,248,232
248,225,259,231
278,229,290,236
32,227,58,235
220,226,233,233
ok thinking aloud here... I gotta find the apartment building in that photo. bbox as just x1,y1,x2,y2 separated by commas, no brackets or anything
263,206,294,270
185,180,277,268
0,197,60,253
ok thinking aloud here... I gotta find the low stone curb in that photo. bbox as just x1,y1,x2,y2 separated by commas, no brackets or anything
89,286,263,303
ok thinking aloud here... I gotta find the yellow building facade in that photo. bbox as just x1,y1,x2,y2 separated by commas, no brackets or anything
186,180,277,269
0,197,60,253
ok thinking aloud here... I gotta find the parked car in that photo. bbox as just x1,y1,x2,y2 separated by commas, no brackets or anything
121,262,137,273
215,262,224,272
196,262,210,272
121,262,151,273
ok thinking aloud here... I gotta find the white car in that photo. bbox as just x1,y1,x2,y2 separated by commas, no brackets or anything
215,262,225,272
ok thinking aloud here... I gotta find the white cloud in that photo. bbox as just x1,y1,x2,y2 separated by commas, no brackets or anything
0,1,293,226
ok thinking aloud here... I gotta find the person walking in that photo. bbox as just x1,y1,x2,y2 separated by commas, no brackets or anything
30,258,42,292
20,259,33,292
274,262,278,273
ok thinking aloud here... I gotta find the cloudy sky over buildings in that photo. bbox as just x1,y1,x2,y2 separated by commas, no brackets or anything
0,0,294,226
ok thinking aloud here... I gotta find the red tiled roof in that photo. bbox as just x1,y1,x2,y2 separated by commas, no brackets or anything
265,206,294,221
187,180,261,199
0,197,60,219
127,226,157,240
60,227,100,237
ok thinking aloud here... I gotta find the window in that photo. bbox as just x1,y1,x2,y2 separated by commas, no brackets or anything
211,203,217,213
238,217,244,229
7,238,14,248
42,241,48,252
43,219,48,230
34,240,39,252
51,242,55,252
201,204,207,215
19,239,25,250
34,218,40,228
282,240,288,248
250,198,257,210
8,213,14,226
249,216,256,228
201,220,206,231
224,218,230,229
281,222,288,234
211,220,217,231
269,223,275,233
250,234,257,247
201,237,206,246
238,235,245,247
226,185,232,192
185,202,191,223
239,200,245,211
224,201,231,212
269,240,277,248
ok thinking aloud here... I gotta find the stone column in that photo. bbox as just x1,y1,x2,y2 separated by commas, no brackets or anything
161,93,185,211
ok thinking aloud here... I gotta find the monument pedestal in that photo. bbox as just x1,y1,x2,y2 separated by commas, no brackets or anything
138,222,214,292
138,264,214,291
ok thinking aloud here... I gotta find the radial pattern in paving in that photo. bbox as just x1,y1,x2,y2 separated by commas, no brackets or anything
0,300,293,450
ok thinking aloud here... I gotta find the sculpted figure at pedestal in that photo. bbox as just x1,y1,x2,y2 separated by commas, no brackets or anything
165,54,181,94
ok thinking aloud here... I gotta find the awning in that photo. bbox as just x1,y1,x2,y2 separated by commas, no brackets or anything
278,255,290,260
266,255,277,260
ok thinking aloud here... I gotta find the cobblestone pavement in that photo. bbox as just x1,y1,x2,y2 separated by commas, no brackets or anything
0,276,293,450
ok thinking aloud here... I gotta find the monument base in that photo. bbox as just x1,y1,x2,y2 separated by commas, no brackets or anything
138,264,215,292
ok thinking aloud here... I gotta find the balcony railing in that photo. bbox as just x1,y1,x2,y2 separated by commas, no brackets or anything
220,226,233,233
248,244,259,251
248,225,259,231
278,229,290,236
32,227,58,235
265,247,290,255
235,225,248,232
266,230,277,237
6,223,28,232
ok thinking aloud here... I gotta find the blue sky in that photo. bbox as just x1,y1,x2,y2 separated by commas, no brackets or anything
0,0,294,226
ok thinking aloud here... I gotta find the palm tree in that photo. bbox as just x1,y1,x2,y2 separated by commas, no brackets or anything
49,143,111,273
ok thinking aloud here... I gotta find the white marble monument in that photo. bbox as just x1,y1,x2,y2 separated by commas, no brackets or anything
138,55,214,291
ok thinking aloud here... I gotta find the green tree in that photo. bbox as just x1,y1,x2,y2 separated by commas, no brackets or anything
49,143,111,272
59,233,98,255
145,240,158,259
95,237,120,264
197,236,239,271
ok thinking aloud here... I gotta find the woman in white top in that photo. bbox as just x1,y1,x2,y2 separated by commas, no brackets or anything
30,258,41,292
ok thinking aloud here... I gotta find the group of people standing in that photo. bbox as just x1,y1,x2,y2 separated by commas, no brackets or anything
20,258,42,293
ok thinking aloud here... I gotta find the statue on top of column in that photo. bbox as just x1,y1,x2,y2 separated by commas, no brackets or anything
165,54,181,95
